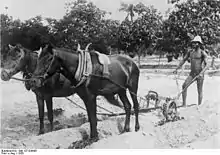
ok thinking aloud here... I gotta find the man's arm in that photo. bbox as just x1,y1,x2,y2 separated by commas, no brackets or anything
200,50,209,75
175,52,190,71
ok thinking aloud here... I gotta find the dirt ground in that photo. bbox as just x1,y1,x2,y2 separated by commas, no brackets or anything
0,57,220,149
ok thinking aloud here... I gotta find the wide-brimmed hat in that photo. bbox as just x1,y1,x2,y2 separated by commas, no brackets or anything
191,35,203,44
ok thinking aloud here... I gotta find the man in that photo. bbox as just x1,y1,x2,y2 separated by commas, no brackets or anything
174,36,209,107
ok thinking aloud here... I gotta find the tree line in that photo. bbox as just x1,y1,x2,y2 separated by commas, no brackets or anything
1,0,220,62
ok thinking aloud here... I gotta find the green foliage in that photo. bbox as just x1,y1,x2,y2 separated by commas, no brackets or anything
1,0,220,60
158,0,220,55
57,0,108,48
118,2,162,57
1,0,119,55
1,14,52,51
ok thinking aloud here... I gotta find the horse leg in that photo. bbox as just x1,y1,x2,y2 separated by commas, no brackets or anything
78,89,98,140
118,90,131,132
127,68,140,132
45,96,53,132
104,95,123,108
84,96,98,140
88,96,98,140
36,95,45,135
128,87,140,132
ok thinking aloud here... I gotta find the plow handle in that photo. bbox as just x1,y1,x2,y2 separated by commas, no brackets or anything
175,71,204,99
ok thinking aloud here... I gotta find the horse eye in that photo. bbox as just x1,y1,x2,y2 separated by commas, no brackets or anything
48,56,53,61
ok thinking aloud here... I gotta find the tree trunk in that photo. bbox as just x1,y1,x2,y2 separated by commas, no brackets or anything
137,44,145,67
131,15,133,23
138,54,141,67
211,56,216,69
158,51,162,66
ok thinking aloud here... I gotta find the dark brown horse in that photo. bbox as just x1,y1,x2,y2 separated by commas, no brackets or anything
1,44,122,135
30,44,140,140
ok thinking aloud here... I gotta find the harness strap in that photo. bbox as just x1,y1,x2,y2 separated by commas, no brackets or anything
83,50,92,76
71,50,92,89
75,50,83,81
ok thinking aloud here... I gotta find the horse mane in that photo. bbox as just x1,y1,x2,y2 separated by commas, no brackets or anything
14,44,38,55
55,47,75,53
22,53,38,78
39,44,76,59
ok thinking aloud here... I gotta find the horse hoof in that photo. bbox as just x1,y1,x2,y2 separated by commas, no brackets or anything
135,125,140,132
123,127,130,133
50,125,54,132
38,130,45,135
68,137,99,149
90,136,99,143
182,104,187,108
38,132,44,135
90,133,99,142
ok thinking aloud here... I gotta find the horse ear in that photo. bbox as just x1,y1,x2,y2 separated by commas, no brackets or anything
77,44,81,51
46,44,54,54
9,44,15,50
36,47,42,57
85,43,92,52
16,44,22,48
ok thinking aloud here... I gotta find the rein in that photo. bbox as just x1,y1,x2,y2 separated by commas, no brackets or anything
10,77,30,82
8,75,44,82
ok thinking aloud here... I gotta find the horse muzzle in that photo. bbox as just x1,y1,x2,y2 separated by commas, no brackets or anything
1,69,12,81
29,77,44,90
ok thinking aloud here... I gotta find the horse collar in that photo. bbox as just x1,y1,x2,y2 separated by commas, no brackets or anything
73,50,93,88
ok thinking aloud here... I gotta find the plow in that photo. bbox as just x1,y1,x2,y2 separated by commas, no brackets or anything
64,70,204,125
7,70,204,126
65,90,182,126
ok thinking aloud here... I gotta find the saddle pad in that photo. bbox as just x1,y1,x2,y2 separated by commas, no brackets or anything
95,51,110,65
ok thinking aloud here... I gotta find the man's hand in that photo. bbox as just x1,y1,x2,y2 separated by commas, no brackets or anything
197,74,204,79
173,69,178,74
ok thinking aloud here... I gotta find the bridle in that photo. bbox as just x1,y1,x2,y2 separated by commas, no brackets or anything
40,51,60,80
29,43,92,89
3,47,33,82
39,43,92,88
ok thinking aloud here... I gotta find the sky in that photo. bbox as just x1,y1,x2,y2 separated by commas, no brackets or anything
0,0,173,21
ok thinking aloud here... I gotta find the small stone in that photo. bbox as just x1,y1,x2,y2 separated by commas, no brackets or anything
195,133,200,137
142,132,147,136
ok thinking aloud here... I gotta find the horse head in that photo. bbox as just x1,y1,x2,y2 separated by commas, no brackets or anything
29,44,57,89
1,44,28,81
30,43,91,90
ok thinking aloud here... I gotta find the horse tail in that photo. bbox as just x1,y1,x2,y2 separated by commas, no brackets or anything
128,61,139,88
127,61,140,131
127,61,139,102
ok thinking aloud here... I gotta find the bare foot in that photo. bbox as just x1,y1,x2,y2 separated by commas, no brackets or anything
196,105,200,111
182,104,187,108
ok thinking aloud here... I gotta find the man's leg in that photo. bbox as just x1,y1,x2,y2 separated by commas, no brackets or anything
182,75,193,107
196,75,204,105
